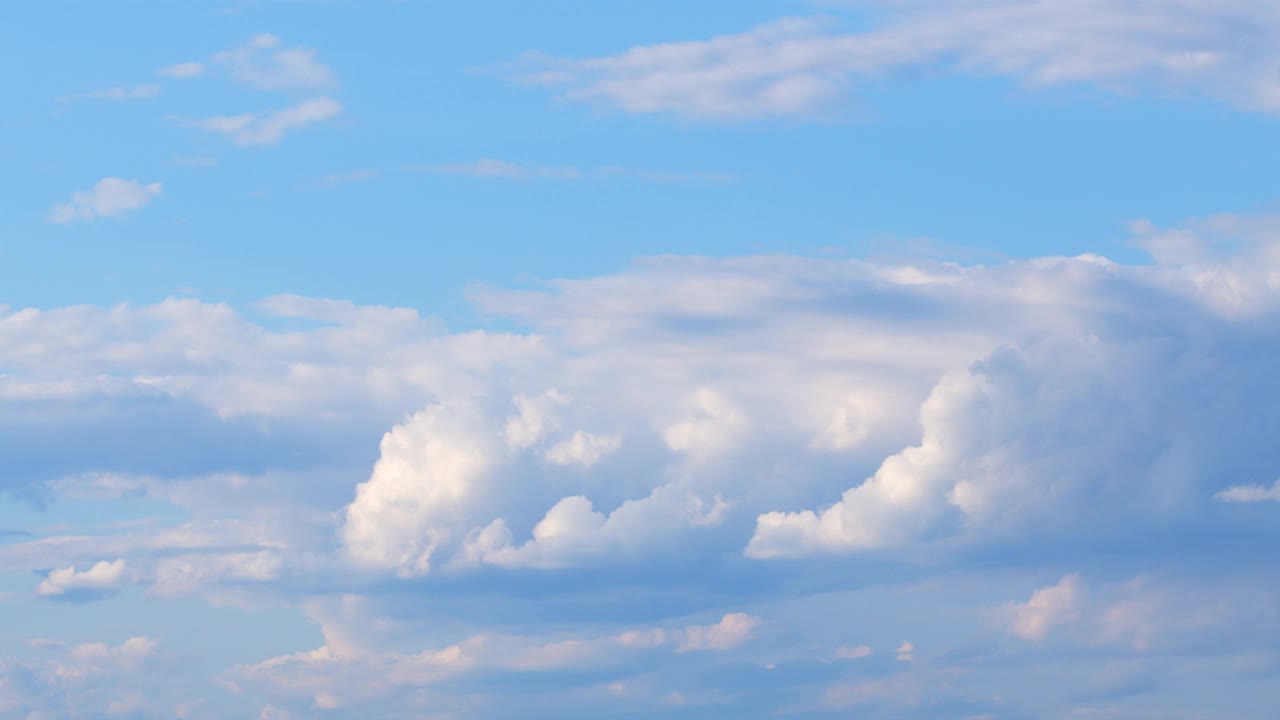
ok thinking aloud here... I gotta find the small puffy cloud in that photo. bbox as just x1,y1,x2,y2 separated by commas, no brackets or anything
894,641,914,661
213,33,335,91
835,644,872,660
48,178,162,223
999,574,1086,641
676,613,760,653
35,560,127,600
158,62,205,79
543,431,621,467
177,96,341,146
1216,479,1280,503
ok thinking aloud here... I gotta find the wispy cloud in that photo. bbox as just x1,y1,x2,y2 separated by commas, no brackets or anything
513,3,1280,119
176,96,342,146
57,84,161,104
157,61,205,79
213,33,335,91
431,158,581,179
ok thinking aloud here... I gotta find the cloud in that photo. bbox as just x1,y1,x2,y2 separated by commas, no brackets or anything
177,96,341,146
431,158,580,179
48,178,162,223
212,33,335,91
57,84,161,103
1216,479,1280,503
168,155,218,168
424,159,731,183
835,644,873,660
543,431,622,467
676,613,760,652
35,559,127,600
513,3,1280,119
158,62,205,79
999,574,1086,641
224,612,758,710
5,206,1280,715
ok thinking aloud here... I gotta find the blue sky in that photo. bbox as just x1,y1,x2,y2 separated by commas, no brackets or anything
3,1,1280,718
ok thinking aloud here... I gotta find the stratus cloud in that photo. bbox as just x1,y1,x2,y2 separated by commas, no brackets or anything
48,178,162,223
177,96,341,146
514,2,1280,119
36,559,127,598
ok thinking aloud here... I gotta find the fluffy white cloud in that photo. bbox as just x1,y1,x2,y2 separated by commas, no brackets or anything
48,178,162,223
177,96,341,146
676,613,760,653
999,574,1086,641
35,559,127,598
514,2,1280,119
544,430,621,467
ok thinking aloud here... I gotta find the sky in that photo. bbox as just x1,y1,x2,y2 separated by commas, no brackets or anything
2,0,1280,718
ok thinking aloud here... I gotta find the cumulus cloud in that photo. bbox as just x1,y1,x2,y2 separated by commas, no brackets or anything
5,205,1280,716
543,430,621,467
176,96,341,146
513,2,1280,119
676,613,760,652
48,178,162,223
999,574,1086,641
35,560,127,600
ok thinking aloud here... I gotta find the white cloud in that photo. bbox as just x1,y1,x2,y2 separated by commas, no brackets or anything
676,613,760,653
1216,479,1280,503
48,178,162,223
35,559,127,598
224,613,758,709
213,33,335,91
177,96,341,146
835,644,873,660
158,62,205,79
57,84,161,103
543,430,621,467
432,158,580,179
894,641,914,661
999,574,1086,641
514,3,1280,119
